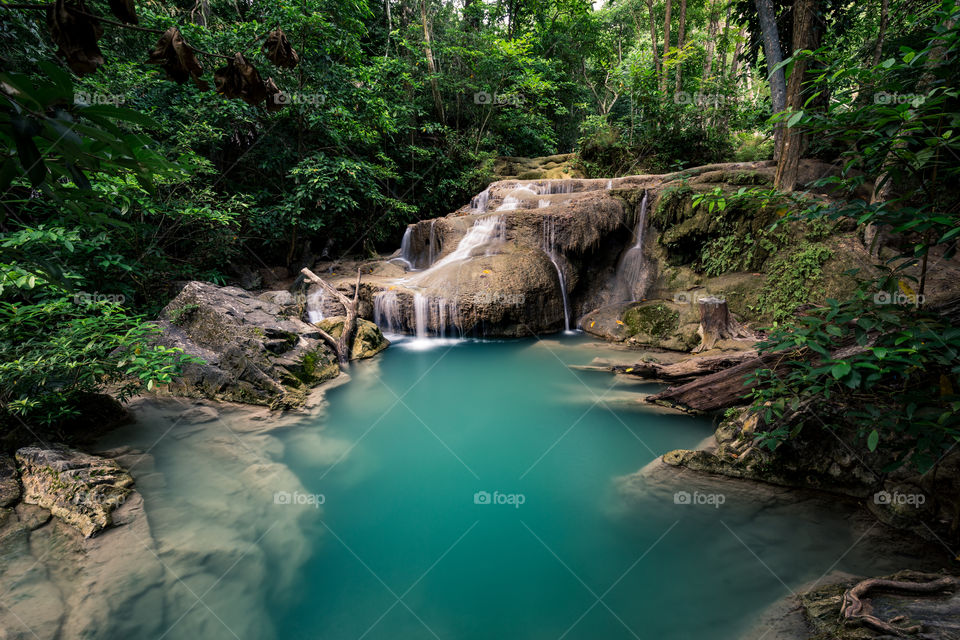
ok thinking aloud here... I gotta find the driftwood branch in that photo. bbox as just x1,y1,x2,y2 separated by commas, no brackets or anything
841,575,957,636
300,268,362,366
612,351,760,384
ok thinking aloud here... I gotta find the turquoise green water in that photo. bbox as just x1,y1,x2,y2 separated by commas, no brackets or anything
268,336,888,640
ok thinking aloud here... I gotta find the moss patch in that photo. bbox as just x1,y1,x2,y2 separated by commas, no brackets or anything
622,303,680,339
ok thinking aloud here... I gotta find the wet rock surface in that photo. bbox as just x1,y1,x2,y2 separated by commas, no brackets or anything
156,281,341,407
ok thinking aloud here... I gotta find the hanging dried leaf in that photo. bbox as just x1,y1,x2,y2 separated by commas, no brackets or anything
107,0,138,24
262,29,299,69
264,77,285,112
214,54,267,106
46,0,105,76
147,27,207,89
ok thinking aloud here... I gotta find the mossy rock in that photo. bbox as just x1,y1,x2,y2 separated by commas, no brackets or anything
316,317,389,360
622,303,680,339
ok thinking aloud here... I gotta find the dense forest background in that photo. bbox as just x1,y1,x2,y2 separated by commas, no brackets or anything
1,0,958,466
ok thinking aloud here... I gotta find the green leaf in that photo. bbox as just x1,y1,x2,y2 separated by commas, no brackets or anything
867,430,879,452
831,362,851,379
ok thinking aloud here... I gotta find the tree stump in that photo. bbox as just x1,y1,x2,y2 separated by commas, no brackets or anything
695,296,751,353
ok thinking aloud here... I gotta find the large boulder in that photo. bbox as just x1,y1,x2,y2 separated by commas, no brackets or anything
15,445,133,538
0,454,19,508
156,281,341,407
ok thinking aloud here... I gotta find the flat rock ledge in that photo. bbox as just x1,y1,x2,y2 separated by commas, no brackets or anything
15,445,133,538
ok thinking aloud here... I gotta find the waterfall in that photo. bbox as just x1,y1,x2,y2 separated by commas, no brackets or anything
408,215,505,280
542,216,572,332
414,293,429,339
606,179,613,190
497,186,537,211
613,190,649,302
538,199,550,209
541,180,574,195
471,188,490,213
399,227,414,268
306,289,326,323
373,290,402,333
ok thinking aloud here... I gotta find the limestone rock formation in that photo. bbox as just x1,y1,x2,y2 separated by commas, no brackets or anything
15,445,134,538
156,281,341,407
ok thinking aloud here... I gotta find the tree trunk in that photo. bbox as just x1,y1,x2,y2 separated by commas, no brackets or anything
695,296,752,352
728,27,747,82
384,0,393,57
661,0,672,93
841,575,957,636
300,268,363,366
753,0,787,157
646,353,786,412
643,0,661,81
717,5,733,78
420,0,445,122
871,0,890,66
702,0,720,82
674,0,686,93
774,0,818,191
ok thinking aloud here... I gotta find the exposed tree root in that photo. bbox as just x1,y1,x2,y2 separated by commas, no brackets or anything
840,575,957,637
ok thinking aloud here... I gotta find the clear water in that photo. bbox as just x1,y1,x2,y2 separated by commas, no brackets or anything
265,336,901,640
68,336,922,640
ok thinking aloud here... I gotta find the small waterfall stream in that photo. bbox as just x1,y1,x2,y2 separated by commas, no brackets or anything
613,190,649,302
542,216,572,332
306,289,327,323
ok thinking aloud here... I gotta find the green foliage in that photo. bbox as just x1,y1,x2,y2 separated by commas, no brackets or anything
749,293,960,472
753,242,833,321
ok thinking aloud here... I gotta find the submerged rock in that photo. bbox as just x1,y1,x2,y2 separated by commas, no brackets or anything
15,445,133,538
156,281,341,407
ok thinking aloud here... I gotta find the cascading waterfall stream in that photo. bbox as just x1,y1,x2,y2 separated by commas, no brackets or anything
613,190,649,302
542,216,572,332
306,289,327,323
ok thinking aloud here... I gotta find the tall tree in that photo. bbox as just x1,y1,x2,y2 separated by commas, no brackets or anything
420,0,445,122
661,0,673,92
674,0,687,92
753,0,787,157
774,0,820,190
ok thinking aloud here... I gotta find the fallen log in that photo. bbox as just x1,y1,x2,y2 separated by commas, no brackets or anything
645,352,789,412
300,267,361,366
841,575,957,636
612,351,760,384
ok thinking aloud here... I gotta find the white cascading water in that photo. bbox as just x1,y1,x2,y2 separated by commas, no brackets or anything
407,215,504,280
414,293,429,339
398,226,414,268
306,289,326,323
496,186,538,211
471,188,490,213
538,199,550,209
542,216,572,332
373,290,402,333
613,190,649,302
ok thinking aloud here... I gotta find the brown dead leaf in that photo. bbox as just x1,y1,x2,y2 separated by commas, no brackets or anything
147,27,206,89
262,29,299,69
107,0,138,24
214,53,267,106
46,0,105,76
